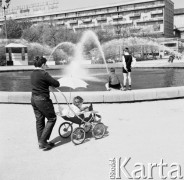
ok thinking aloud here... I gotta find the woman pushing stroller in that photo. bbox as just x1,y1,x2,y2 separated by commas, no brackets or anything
31,56,60,150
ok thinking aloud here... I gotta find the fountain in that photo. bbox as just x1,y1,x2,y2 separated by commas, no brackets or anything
48,30,109,81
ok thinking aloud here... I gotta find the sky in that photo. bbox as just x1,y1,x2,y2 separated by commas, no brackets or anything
9,0,184,10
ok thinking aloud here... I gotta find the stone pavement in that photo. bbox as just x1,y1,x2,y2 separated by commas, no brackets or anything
1,99,184,180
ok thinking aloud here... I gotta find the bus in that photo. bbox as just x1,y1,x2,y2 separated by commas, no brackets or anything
159,39,183,59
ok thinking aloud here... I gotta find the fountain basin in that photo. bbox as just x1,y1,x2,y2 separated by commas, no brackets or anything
1,59,184,103
0,86,184,104
1,63,184,92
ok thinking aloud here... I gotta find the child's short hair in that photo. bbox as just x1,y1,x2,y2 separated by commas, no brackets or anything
74,96,83,103
110,67,115,72
124,47,129,52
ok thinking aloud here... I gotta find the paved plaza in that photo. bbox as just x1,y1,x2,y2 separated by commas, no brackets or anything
1,99,184,180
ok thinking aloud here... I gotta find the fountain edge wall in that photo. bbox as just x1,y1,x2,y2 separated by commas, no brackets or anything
1,86,184,104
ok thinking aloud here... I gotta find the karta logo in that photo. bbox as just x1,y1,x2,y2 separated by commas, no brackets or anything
109,157,183,179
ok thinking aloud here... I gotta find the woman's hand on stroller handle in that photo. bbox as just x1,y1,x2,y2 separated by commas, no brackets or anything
49,86,56,91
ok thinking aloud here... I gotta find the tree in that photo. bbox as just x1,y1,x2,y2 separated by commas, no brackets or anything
3,19,22,38
22,23,46,43
95,28,114,43
22,24,80,46
2,19,32,39
18,18,32,30
0,44,6,66
22,27,39,42
43,25,58,47
56,27,79,44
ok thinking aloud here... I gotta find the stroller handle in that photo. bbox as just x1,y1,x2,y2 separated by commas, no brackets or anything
50,87,86,123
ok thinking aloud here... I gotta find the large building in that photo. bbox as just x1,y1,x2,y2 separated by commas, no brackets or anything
174,8,184,39
0,0,174,37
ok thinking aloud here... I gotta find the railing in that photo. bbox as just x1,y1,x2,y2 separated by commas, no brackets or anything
96,17,107,21
112,15,123,19
137,17,163,23
56,21,65,25
129,13,141,17
111,20,132,25
151,10,163,15
82,18,92,23
69,20,78,24
74,23,96,28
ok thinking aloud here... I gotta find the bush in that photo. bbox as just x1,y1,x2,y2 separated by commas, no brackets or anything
0,48,6,66
25,42,70,64
0,43,6,66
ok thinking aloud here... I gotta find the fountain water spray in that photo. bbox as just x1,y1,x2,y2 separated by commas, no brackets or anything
46,30,109,82
64,30,109,80
48,42,75,62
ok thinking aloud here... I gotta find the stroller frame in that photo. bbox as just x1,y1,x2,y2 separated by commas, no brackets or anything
51,88,106,145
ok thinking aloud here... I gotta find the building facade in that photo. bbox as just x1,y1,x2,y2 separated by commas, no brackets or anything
174,8,184,39
0,0,174,37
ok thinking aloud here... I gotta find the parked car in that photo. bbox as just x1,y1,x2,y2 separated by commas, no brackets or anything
106,59,115,63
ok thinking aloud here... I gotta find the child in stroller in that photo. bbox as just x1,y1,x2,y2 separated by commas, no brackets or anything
61,96,101,125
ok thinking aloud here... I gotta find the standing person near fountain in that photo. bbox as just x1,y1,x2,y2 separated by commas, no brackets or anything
30,56,60,150
122,48,136,90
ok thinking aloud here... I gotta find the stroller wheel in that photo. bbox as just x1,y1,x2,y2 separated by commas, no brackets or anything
92,123,106,139
71,127,85,145
58,122,73,138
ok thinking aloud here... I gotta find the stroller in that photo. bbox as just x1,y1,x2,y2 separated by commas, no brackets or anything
51,88,106,145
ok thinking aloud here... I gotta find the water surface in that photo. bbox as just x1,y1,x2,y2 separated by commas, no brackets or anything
0,68,184,92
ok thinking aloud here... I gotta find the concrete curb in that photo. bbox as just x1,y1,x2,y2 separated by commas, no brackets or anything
1,86,184,104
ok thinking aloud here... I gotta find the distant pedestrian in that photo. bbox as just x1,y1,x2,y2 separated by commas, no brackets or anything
122,48,136,90
105,67,123,91
168,54,175,63
31,56,60,150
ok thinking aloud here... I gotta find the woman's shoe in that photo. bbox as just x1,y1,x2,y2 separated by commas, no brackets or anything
47,141,55,147
39,142,52,150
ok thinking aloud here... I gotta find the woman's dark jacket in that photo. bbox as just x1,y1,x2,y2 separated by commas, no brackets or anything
31,69,60,98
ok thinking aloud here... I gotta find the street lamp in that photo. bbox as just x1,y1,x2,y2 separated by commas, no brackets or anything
2,0,11,40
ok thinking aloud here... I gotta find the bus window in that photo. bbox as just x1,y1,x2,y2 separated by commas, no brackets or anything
164,43,177,47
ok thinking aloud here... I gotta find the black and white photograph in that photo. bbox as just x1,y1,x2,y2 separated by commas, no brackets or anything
1,0,184,179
